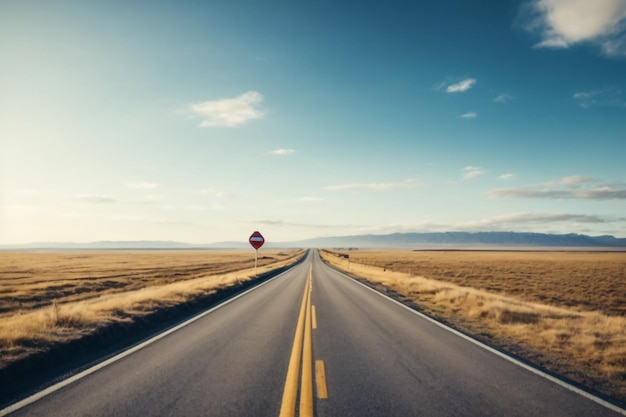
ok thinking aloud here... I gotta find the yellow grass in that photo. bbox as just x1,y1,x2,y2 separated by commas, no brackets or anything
0,250,304,367
320,249,626,401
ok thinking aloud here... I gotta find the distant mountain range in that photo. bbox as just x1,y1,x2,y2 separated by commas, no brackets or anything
0,240,264,250
291,232,626,248
2,232,626,250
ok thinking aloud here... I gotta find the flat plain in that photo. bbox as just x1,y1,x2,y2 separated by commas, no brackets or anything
321,249,626,403
0,249,303,368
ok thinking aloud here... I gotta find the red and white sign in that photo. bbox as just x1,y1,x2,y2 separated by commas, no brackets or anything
249,231,265,250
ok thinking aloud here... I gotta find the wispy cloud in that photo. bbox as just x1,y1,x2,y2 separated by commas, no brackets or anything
129,197,159,206
493,93,513,103
74,195,119,204
324,212,626,235
73,194,161,206
325,179,417,191
543,175,596,188
189,91,265,127
297,196,324,202
200,187,230,198
154,219,195,226
126,181,159,189
573,88,626,108
499,173,516,180
524,0,626,56
488,176,626,199
463,212,611,229
446,78,477,93
461,166,484,179
269,149,296,156
460,112,478,119
254,219,342,229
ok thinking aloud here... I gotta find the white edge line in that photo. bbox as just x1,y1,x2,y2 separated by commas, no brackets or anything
324,261,626,416
0,264,302,417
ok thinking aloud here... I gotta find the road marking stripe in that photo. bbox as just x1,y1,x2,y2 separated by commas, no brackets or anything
278,273,310,417
315,360,328,399
0,264,304,417
326,261,626,416
299,277,314,417
312,305,317,330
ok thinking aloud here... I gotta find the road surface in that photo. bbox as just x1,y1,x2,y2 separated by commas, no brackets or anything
3,250,624,416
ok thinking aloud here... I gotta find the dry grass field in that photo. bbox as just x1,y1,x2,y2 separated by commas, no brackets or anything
321,249,626,402
0,249,303,368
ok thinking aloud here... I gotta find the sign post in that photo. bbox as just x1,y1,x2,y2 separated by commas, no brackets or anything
248,231,265,277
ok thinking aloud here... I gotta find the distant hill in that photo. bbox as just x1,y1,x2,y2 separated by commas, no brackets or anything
0,241,203,250
1,232,625,250
0,240,292,250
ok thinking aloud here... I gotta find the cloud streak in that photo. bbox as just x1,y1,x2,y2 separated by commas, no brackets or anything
493,94,513,103
488,176,626,199
269,149,296,155
254,219,346,229
297,196,324,202
465,212,609,228
460,112,478,119
200,187,230,198
462,166,484,179
126,181,159,189
325,179,417,191
460,212,624,231
74,195,119,204
573,88,626,108
189,91,265,127
446,78,477,93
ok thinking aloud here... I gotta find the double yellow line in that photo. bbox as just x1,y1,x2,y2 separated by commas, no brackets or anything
279,265,322,417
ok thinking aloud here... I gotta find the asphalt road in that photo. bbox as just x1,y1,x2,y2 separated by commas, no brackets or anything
3,250,624,417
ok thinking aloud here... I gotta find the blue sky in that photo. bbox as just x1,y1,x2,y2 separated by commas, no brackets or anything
1,0,626,244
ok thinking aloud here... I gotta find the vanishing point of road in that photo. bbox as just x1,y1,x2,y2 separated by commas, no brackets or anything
3,250,624,417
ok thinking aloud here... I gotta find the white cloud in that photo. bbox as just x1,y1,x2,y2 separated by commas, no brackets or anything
189,91,265,127
297,196,324,202
460,112,478,119
487,176,626,199
446,78,477,93
126,181,159,189
526,0,626,56
461,166,484,179
493,94,514,103
75,195,119,204
269,149,296,156
325,179,417,191
500,173,516,180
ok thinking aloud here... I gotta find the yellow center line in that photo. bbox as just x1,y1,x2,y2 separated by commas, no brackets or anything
315,360,328,399
278,270,311,417
300,277,314,417
279,264,325,417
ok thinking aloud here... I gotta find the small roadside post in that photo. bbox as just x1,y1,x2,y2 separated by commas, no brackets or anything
249,231,265,277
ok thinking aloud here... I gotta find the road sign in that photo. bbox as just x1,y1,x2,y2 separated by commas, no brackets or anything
249,231,265,250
